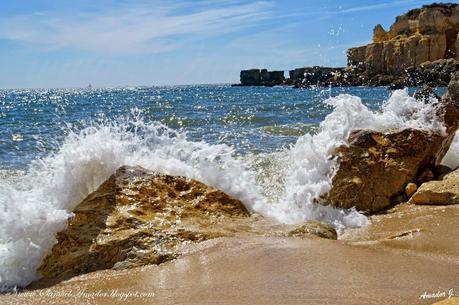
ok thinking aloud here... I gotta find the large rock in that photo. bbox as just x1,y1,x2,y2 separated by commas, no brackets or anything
36,166,338,284
37,165,250,282
409,168,459,205
325,129,452,212
325,83,459,213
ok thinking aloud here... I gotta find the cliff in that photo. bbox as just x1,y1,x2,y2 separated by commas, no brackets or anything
235,3,458,88
345,3,459,86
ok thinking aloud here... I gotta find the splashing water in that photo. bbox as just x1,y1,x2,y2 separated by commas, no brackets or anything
0,89,454,289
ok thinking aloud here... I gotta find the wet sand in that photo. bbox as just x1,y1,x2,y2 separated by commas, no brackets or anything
2,204,458,305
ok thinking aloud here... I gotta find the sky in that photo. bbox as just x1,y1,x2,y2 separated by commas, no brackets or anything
0,0,445,88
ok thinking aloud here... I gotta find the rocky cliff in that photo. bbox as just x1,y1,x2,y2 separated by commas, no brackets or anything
236,3,458,88
344,3,459,86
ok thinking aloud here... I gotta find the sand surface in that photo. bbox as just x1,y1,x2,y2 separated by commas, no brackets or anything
2,204,458,305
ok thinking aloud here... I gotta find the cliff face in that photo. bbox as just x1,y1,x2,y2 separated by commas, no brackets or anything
348,3,459,76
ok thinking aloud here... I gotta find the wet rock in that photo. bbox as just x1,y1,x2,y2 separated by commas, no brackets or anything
37,166,250,282
326,129,454,212
286,220,337,240
325,86,458,213
409,168,459,205
405,183,417,197
447,71,459,107
287,66,344,87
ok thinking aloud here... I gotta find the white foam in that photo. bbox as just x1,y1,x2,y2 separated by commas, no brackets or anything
0,89,450,289
269,90,446,229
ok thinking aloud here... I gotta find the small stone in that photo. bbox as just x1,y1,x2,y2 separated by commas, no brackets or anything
287,220,337,240
405,183,417,197
409,168,459,205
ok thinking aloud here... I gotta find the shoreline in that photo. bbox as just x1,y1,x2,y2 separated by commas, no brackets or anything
2,203,458,305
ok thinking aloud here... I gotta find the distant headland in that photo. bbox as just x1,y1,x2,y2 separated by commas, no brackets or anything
235,3,458,88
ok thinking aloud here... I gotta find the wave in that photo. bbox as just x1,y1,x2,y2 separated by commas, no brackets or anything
261,123,319,136
0,89,452,289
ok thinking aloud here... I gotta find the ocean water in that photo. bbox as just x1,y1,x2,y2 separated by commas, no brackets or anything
0,84,454,288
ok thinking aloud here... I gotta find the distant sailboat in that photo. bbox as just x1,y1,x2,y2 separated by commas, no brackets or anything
87,83,92,90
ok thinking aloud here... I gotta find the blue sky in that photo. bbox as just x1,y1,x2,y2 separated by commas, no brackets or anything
0,0,443,88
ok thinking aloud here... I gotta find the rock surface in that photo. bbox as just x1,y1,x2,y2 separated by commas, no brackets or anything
331,4,459,87
37,165,250,282
348,4,459,74
325,79,459,213
286,220,337,240
409,168,459,205
36,166,337,284
326,129,452,212
286,66,343,87
239,69,285,86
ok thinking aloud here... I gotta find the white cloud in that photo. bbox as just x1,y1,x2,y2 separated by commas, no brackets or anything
339,0,423,14
0,1,274,54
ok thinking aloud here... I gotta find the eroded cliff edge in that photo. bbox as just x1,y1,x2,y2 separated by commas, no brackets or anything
342,3,459,87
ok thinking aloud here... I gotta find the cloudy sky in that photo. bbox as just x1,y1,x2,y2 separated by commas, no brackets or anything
0,0,437,88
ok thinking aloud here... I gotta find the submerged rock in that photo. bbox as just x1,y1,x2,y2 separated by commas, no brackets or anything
37,165,250,282
286,220,337,240
409,168,459,205
325,80,459,213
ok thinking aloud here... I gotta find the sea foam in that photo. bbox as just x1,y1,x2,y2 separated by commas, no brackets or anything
0,89,453,289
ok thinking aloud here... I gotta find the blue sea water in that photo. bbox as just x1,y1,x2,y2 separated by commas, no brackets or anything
0,85,399,169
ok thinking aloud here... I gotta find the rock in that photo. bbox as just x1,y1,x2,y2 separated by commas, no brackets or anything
409,168,459,205
240,69,285,86
416,168,435,185
286,220,337,240
239,69,260,86
325,129,453,212
447,71,459,107
405,183,417,197
37,166,250,282
325,84,458,212
433,164,453,179
287,66,344,87
344,3,459,87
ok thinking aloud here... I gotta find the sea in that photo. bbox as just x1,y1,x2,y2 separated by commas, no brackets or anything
0,84,457,288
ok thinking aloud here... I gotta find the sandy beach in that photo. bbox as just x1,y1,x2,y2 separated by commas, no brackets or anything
2,203,458,305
